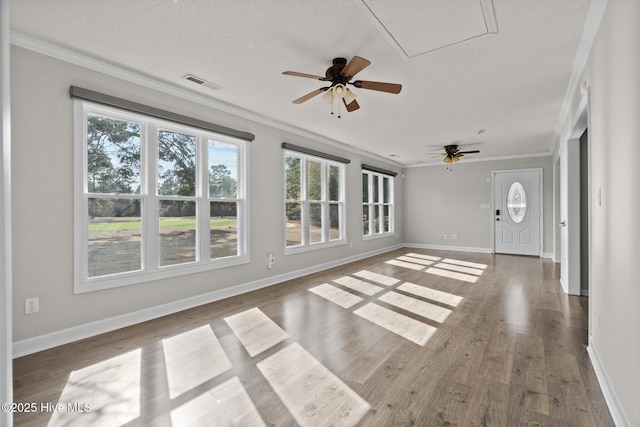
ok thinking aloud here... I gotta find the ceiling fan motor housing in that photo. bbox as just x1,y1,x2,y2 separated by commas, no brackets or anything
326,58,349,85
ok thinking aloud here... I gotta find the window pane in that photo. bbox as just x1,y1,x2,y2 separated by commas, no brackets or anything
87,114,141,194
373,176,380,203
376,205,383,233
363,205,370,235
88,198,141,277
286,202,302,247
210,202,238,259
383,205,390,232
383,177,390,203
157,130,196,196
159,200,196,266
209,141,238,198
329,165,340,201
329,203,340,241
307,161,322,201
285,156,301,200
507,181,527,223
362,173,369,203
309,203,323,243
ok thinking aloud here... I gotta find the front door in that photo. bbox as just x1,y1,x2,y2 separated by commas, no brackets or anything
493,169,542,256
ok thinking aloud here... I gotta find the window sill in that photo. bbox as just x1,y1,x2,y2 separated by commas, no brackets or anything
284,239,346,256
362,232,396,242
74,255,249,294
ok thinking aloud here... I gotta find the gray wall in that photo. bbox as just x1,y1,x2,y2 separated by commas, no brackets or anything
403,156,553,254
11,46,403,343
559,0,640,424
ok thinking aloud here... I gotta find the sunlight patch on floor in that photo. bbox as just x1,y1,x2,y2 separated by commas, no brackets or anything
170,377,266,427
309,283,364,308
397,282,463,307
396,255,434,265
405,252,441,261
162,325,232,398
425,267,479,283
354,303,437,346
385,259,425,270
257,343,371,426
442,258,488,269
332,275,385,296
49,349,142,426
224,307,290,357
353,269,400,286
434,262,485,276
378,291,452,323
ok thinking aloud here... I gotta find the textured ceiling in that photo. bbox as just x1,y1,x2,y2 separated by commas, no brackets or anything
10,0,591,166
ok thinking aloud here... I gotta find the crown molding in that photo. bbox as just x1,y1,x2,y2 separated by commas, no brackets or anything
10,32,402,169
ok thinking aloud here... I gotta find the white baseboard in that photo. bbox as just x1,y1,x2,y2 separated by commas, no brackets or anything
587,338,633,427
13,244,402,358
403,243,492,254
560,278,569,294
542,252,554,259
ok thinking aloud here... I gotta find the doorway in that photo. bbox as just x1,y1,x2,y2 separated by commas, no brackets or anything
492,168,542,256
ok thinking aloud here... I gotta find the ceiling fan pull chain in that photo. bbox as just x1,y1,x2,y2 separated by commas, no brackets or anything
337,99,342,118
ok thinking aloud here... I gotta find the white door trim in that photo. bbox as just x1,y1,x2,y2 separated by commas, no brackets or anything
1,0,13,424
491,167,544,256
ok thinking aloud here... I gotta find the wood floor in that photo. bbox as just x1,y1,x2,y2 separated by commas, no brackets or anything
13,249,615,426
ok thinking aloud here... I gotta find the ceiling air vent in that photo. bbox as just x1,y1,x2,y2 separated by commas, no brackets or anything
182,74,222,91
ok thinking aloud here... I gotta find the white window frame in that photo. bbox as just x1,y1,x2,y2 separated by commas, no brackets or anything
362,170,395,240
74,100,249,293
284,149,346,254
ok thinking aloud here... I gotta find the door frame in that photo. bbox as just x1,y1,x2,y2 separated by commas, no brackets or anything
491,167,544,256
1,0,13,424
563,91,590,296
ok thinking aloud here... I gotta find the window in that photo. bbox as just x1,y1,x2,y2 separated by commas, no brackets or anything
507,181,527,223
284,150,345,253
75,101,248,292
362,169,394,238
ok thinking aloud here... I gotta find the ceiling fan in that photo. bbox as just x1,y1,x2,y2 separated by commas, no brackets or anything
430,144,480,165
282,56,402,116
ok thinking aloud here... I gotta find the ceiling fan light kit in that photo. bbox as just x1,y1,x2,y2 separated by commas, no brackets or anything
429,144,481,170
283,56,402,117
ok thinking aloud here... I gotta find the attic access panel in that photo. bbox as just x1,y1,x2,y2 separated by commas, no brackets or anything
359,0,498,58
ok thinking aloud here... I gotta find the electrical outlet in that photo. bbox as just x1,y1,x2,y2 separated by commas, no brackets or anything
25,297,39,315
266,253,275,269
451,234,458,240
440,234,447,240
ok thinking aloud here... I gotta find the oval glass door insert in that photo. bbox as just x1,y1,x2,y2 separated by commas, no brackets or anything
507,182,527,223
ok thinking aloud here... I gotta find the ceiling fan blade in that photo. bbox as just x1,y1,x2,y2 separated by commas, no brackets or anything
343,98,360,112
457,150,480,154
352,80,402,94
341,56,371,79
283,71,326,80
292,88,328,104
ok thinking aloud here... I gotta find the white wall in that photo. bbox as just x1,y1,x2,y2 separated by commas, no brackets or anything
403,156,553,254
10,45,403,349
558,0,640,424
